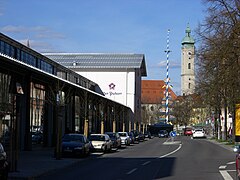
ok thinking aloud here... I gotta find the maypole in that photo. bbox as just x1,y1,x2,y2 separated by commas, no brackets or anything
164,29,171,123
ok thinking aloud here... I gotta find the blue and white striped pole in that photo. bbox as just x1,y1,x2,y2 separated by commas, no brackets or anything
165,29,171,123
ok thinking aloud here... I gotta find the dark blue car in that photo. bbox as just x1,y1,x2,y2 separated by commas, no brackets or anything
158,130,169,138
62,134,91,157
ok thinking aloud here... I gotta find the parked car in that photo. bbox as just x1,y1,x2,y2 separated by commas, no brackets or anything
192,129,206,139
105,132,121,149
158,130,169,138
184,128,193,136
118,132,131,146
128,131,135,144
0,143,8,180
62,134,91,157
138,132,145,141
89,134,112,153
131,130,140,143
144,131,152,139
32,132,43,144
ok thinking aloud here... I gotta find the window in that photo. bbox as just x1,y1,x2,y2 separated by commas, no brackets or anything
150,106,154,111
21,51,37,67
40,60,53,74
0,41,4,53
188,63,191,69
188,83,191,89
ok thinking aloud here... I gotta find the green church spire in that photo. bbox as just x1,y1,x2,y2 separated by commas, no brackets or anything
181,24,195,45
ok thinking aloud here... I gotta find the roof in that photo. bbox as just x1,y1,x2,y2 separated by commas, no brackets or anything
141,80,177,104
181,25,195,45
151,122,173,127
44,53,147,76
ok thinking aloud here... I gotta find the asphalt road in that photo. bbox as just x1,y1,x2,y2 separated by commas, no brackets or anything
36,136,236,180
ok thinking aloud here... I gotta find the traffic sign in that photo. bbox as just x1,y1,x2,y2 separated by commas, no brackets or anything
170,131,176,137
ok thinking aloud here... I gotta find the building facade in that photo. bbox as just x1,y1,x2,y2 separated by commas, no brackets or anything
181,25,195,95
45,53,147,130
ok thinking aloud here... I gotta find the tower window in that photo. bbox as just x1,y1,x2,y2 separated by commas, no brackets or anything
188,63,191,69
188,83,191,89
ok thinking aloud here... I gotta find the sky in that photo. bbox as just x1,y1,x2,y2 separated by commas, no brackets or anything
0,0,206,95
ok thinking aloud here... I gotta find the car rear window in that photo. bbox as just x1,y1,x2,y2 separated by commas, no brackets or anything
119,133,127,137
62,134,84,142
89,135,105,141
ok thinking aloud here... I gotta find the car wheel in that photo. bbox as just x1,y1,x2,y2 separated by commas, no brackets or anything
86,148,90,156
83,148,88,157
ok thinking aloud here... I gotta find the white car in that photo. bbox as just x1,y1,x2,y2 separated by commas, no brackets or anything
118,132,131,146
89,134,112,152
192,129,206,139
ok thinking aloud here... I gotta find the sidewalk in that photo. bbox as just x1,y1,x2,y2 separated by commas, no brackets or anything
207,137,234,152
8,147,84,180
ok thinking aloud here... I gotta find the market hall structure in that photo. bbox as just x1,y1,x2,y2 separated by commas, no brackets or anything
0,32,146,170
44,53,147,132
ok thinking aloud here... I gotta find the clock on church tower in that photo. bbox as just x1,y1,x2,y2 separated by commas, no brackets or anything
181,24,195,96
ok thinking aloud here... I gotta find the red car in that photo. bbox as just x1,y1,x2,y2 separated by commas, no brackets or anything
234,146,240,179
184,128,193,136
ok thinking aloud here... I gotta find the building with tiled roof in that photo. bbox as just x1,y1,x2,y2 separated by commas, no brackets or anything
141,80,177,104
141,80,177,125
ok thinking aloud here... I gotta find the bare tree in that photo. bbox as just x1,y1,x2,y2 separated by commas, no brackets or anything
0,73,11,137
196,0,240,140
172,96,193,127
46,80,72,160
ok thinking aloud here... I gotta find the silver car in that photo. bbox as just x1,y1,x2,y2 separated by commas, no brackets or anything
89,134,112,153
118,132,131,146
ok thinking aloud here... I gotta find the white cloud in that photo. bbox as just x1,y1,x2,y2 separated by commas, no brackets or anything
1,25,27,33
19,39,57,53
0,25,66,52
157,60,181,68
1,25,65,39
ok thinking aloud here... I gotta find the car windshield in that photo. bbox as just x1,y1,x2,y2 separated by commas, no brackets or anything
159,130,167,134
62,134,84,143
118,133,127,137
106,133,114,138
89,135,105,141
195,129,203,132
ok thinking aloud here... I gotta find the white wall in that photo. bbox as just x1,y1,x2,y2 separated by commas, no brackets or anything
77,71,136,112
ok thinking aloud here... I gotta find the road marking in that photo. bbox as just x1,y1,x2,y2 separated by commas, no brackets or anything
219,165,227,169
227,161,235,165
219,170,233,180
126,168,137,175
159,144,182,158
227,170,236,172
91,152,104,155
142,161,151,166
163,141,181,145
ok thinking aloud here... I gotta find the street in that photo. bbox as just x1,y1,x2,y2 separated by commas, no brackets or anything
36,136,236,180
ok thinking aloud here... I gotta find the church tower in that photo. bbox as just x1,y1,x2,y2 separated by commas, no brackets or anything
181,24,195,95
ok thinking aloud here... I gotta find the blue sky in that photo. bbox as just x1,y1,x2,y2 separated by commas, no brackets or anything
0,0,206,95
